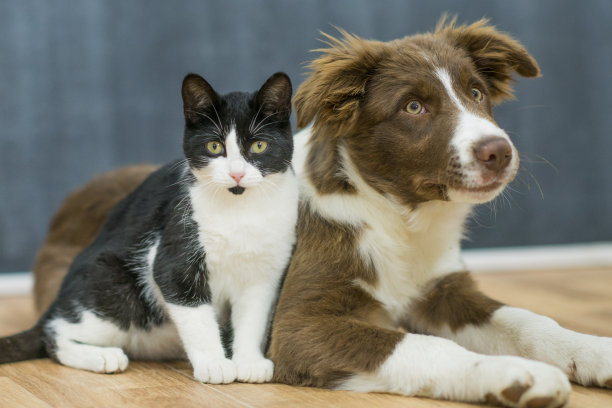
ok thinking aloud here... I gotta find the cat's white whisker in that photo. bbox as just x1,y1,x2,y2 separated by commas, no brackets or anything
210,104,224,135
251,110,284,135
249,104,264,134
185,110,224,136
252,118,288,136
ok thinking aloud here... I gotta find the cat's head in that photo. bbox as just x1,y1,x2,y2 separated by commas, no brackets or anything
182,72,293,195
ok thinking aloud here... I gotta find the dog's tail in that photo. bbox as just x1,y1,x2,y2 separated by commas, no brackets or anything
0,324,47,364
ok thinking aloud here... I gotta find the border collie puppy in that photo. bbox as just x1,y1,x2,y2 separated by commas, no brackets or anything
268,18,612,408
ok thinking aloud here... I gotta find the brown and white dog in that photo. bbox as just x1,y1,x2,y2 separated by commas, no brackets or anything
30,18,612,408
267,18,612,408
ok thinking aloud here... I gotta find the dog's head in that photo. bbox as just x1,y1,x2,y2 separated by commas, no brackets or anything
295,17,540,205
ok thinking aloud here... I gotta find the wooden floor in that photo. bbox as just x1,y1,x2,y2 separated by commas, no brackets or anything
1,268,611,407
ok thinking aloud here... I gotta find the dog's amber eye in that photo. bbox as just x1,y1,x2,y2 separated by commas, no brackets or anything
250,140,268,154
206,141,224,155
405,101,424,115
472,88,483,102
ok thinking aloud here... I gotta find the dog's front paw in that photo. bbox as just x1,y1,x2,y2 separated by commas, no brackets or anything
193,358,236,384
475,356,570,408
234,357,274,383
566,334,612,387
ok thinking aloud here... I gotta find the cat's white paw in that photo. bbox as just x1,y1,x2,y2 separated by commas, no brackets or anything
193,358,236,384
99,347,129,373
56,345,129,374
565,334,612,388
474,356,570,408
234,357,274,383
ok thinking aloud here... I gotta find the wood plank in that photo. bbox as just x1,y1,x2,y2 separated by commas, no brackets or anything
475,268,612,337
0,377,51,408
166,363,477,407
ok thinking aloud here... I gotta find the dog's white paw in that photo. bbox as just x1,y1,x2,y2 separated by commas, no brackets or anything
565,334,612,388
234,357,274,383
474,356,570,408
193,358,236,384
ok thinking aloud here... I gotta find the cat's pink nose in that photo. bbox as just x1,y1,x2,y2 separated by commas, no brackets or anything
230,171,245,183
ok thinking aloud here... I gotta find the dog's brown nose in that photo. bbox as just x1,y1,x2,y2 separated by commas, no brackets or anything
473,137,512,173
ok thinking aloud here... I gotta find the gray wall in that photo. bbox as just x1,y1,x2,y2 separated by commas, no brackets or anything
1,0,611,273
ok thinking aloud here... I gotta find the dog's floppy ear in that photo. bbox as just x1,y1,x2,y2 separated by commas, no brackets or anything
436,16,540,104
294,30,387,134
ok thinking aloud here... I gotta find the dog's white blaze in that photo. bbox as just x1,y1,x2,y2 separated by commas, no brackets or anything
435,69,519,203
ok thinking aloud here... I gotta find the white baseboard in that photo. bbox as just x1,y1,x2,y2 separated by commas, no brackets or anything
0,242,610,295
464,242,612,273
0,272,33,296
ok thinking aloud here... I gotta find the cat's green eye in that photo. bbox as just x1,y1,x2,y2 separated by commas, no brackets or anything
251,140,268,154
206,141,224,155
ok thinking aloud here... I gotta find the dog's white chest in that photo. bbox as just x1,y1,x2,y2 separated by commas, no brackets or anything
356,201,471,323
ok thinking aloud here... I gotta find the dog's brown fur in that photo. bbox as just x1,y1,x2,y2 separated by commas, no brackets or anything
411,271,503,332
32,165,156,314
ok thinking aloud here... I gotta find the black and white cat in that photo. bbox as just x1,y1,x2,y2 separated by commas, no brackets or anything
0,72,298,384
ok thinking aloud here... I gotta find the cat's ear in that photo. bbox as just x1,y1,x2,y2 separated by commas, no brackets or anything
256,72,292,121
182,73,219,123
436,16,540,104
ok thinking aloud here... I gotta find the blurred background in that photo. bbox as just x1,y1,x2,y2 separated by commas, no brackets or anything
1,0,611,274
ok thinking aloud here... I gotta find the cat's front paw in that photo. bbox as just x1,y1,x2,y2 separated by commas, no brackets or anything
234,357,274,383
193,358,236,384
566,334,612,387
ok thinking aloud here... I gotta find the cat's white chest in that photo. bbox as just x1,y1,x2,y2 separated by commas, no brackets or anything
189,171,298,307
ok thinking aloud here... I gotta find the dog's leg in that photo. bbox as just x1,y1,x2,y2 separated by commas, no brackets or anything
272,313,570,408
411,271,612,388
339,330,569,408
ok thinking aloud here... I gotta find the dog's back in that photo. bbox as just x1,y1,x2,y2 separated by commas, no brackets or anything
33,165,156,313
